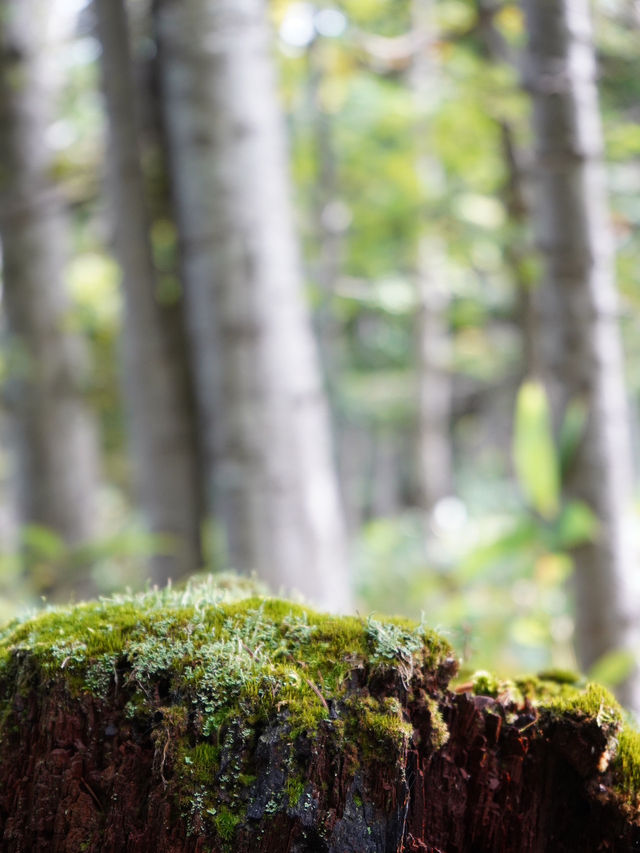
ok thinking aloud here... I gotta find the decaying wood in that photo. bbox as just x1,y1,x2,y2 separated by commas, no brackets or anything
0,590,638,852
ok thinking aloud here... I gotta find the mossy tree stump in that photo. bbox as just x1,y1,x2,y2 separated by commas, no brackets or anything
0,577,639,851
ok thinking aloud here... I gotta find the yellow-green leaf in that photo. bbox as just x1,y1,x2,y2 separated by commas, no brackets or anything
513,381,560,519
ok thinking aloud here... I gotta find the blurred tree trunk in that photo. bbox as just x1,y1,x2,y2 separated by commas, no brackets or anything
153,0,352,610
125,0,205,526
305,37,361,534
410,0,453,515
522,0,640,710
0,0,100,577
94,0,203,585
368,428,403,519
414,244,452,514
475,0,538,379
306,38,346,393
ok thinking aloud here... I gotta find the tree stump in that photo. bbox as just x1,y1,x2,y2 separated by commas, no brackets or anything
0,576,638,851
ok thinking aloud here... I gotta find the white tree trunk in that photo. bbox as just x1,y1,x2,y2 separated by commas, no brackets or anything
522,0,640,710
306,38,345,388
410,0,453,514
94,0,203,585
154,0,352,611
0,0,100,555
414,246,453,513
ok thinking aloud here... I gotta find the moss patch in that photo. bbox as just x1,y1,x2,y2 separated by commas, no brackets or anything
0,575,454,840
537,682,622,727
613,728,640,799
345,695,414,762
2,578,640,847
285,775,306,807
0,578,452,741
468,667,640,803
470,669,620,722
213,804,243,842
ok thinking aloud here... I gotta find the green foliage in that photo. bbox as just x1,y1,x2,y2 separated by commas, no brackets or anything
0,523,183,604
285,775,306,807
552,502,598,550
588,649,637,690
355,508,577,679
513,381,560,519
353,381,593,680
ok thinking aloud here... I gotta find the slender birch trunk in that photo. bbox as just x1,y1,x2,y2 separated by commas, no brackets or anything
474,0,539,379
0,0,100,559
133,0,208,566
306,38,345,389
94,0,203,585
305,38,361,533
414,248,452,513
521,0,640,710
410,0,453,514
153,0,352,611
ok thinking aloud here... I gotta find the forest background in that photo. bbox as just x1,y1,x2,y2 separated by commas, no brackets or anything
1,0,640,709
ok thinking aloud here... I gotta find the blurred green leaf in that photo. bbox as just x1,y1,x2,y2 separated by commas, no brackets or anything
588,648,636,688
605,123,640,159
511,616,548,647
513,381,560,519
21,525,66,561
458,517,538,581
552,501,598,550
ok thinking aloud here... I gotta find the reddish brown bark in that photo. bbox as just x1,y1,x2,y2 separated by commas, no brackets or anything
0,650,638,852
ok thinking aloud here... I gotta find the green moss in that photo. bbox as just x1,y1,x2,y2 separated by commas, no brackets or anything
469,670,617,727
536,668,583,686
0,583,453,739
425,696,449,749
4,578,640,825
468,668,640,803
181,742,221,782
537,682,623,729
285,775,306,806
346,695,413,762
0,576,458,835
613,728,640,798
472,670,501,697
213,805,242,842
